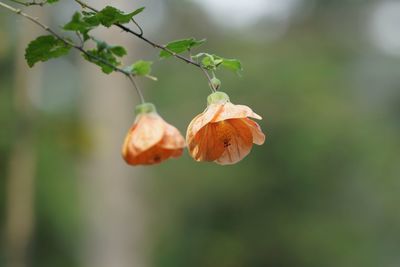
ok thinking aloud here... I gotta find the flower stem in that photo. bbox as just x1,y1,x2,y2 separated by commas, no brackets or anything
127,75,145,104
73,0,215,92
201,68,217,93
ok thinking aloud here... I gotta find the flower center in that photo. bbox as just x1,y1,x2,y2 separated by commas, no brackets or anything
223,138,232,148
218,123,232,148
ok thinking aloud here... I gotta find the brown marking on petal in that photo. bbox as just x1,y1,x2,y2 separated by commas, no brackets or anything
215,119,253,165
124,145,178,166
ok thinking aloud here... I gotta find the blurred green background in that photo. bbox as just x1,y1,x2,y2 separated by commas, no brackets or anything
1,0,400,267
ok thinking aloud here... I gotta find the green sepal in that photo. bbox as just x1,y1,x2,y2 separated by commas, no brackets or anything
207,92,230,105
135,103,157,115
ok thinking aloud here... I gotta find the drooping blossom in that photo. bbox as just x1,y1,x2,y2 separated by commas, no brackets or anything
186,92,265,165
122,103,185,165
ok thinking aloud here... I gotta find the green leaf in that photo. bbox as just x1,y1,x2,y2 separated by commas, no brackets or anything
91,38,127,58
47,0,59,3
80,6,144,29
93,39,108,51
95,6,139,27
221,58,243,72
159,38,206,58
83,48,120,74
82,12,101,27
131,7,145,16
25,35,71,67
63,12,91,33
125,60,153,76
109,46,127,57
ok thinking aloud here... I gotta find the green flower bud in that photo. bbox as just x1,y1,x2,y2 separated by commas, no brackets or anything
210,77,221,90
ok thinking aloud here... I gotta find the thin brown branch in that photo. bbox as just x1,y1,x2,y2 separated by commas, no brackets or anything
74,0,200,65
72,0,217,90
131,18,143,36
0,0,146,103
8,0,47,6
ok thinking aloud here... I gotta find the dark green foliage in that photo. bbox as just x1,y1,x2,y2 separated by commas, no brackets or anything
63,12,90,33
63,6,144,40
82,39,128,74
159,38,206,58
90,6,144,27
82,49,117,74
25,35,71,67
63,12,93,40
81,38,127,74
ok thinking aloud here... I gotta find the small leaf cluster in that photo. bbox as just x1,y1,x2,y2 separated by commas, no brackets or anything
160,39,243,74
63,5,145,39
194,53,243,74
23,2,243,90
25,5,155,78
83,38,127,74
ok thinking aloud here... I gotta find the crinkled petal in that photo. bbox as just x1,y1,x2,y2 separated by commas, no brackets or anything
212,102,262,122
214,119,253,165
186,104,224,143
160,123,186,149
124,144,182,166
188,123,225,162
130,113,165,152
122,122,140,158
243,118,266,145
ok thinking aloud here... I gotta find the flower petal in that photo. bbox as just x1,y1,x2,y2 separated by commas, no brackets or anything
186,104,224,143
160,123,186,149
188,123,225,162
130,113,165,152
124,145,182,165
214,119,253,165
212,102,262,122
243,118,266,145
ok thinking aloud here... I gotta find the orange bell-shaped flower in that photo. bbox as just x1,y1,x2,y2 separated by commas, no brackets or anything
122,103,185,166
186,92,265,165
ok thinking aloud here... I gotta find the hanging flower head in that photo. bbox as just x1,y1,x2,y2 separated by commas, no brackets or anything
186,92,265,165
122,103,185,166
